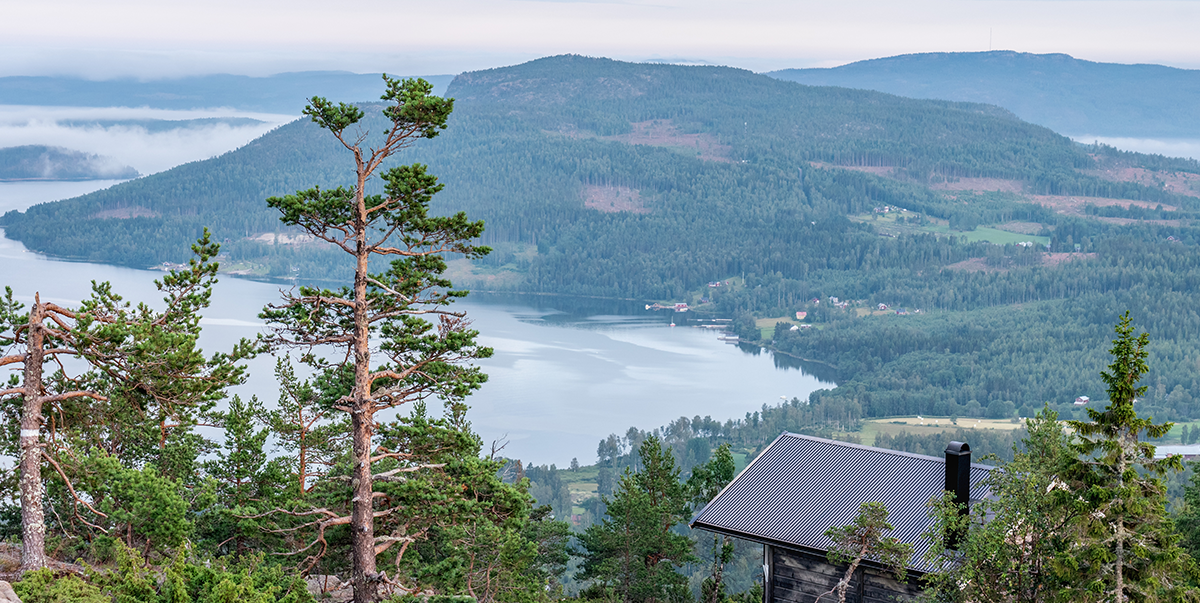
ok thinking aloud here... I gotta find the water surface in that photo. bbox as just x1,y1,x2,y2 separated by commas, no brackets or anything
0,182,836,465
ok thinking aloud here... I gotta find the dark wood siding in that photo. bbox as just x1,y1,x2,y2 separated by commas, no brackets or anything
769,546,921,603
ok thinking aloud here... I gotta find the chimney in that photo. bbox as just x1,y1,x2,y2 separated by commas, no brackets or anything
944,441,971,550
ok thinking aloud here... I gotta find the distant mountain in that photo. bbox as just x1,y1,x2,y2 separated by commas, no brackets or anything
0,71,454,113
0,145,138,181
768,51,1200,139
4,54,1193,273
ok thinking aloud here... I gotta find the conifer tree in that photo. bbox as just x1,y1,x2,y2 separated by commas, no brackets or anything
260,358,348,498
578,436,696,603
0,232,247,571
200,394,287,556
1055,312,1193,601
818,502,911,603
256,76,491,602
922,407,1075,602
687,444,736,603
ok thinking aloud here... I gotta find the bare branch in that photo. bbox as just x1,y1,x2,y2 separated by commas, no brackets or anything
42,391,106,404
41,450,110,533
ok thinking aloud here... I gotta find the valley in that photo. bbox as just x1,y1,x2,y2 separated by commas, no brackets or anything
5,55,1200,433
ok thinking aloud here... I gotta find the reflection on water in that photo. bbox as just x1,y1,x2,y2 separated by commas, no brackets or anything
0,183,839,466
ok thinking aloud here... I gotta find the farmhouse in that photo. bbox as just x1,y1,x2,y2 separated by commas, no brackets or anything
691,433,992,603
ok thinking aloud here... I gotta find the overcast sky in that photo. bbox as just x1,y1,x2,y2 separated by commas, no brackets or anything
3,0,1199,79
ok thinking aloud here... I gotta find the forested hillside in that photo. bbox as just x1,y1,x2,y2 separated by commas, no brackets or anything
6,54,1200,422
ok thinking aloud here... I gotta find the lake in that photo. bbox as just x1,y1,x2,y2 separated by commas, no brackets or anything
0,181,836,466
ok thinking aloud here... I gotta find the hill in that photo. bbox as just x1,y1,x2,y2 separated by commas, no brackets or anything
768,51,1200,139
7,55,1200,424
0,145,139,181
0,71,454,113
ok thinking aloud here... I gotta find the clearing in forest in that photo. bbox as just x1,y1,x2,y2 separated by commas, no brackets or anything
583,184,649,213
851,211,1050,246
605,119,732,162
1084,165,1200,198
860,416,1025,446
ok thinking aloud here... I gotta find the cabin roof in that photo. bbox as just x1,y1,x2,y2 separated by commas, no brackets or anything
690,432,993,573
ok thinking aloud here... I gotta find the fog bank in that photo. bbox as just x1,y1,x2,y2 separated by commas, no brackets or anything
0,105,295,175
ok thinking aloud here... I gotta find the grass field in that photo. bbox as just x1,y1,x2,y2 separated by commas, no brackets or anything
860,416,1025,446
923,224,1051,246
851,212,1050,246
862,415,1200,446
755,316,804,339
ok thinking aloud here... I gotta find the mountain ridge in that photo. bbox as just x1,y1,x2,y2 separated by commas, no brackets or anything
768,51,1200,139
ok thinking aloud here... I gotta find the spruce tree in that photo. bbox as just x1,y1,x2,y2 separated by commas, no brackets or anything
1055,312,1193,601
201,394,287,556
687,444,736,603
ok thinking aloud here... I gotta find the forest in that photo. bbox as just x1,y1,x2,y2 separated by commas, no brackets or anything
6,65,1200,602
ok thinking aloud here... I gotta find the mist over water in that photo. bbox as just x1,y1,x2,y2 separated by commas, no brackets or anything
0,105,296,175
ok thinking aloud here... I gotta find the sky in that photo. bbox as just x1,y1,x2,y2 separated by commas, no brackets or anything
3,0,1200,79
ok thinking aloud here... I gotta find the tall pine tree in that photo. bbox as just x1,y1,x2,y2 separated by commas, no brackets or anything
257,76,491,602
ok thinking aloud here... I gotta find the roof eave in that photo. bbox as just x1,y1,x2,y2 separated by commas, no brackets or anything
690,520,931,578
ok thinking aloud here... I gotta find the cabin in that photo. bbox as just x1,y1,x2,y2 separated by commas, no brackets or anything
1074,396,1090,406
690,433,992,603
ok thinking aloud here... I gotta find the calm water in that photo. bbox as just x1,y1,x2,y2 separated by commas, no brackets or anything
0,182,836,465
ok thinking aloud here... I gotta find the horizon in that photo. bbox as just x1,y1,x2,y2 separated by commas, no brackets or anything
2,49,1199,84
3,0,1199,80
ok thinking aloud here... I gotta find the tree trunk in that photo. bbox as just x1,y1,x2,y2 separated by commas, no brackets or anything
350,171,378,603
1115,430,1127,603
350,409,377,602
19,296,47,572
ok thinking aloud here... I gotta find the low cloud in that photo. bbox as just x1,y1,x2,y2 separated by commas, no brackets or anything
0,106,296,175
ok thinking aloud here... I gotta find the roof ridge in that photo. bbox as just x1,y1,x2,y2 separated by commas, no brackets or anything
781,431,995,470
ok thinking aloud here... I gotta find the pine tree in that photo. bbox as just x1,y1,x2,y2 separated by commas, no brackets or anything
259,358,348,498
578,436,696,603
256,76,491,602
1055,312,1194,601
0,231,247,571
818,502,912,603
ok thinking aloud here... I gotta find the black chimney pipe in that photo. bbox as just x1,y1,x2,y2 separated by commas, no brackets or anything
944,441,971,550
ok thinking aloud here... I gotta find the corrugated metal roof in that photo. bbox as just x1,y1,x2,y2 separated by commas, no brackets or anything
690,432,992,573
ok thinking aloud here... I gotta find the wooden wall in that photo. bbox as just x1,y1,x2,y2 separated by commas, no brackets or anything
767,545,922,603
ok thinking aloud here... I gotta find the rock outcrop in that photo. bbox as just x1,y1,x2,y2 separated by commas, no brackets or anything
0,580,21,603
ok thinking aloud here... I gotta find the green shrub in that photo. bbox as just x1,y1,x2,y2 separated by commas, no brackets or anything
13,569,107,603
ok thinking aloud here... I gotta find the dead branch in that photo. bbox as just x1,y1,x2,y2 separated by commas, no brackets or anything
40,450,109,533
